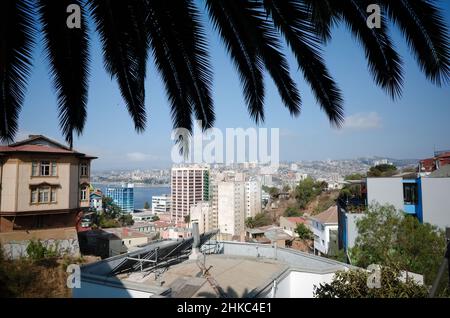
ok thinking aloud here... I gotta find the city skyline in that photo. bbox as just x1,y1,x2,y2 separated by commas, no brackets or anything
12,2,450,170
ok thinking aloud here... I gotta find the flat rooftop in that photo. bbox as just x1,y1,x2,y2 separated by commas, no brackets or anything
78,238,354,298
123,254,286,298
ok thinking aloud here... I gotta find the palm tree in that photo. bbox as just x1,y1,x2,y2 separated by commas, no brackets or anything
1,0,449,147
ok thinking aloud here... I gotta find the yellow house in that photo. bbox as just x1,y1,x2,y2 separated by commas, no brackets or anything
0,135,96,232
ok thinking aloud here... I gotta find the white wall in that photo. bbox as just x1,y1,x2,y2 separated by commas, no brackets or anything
366,178,404,210
421,178,450,229
272,271,335,298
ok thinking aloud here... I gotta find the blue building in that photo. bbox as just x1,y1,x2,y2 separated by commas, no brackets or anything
338,174,450,251
106,183,134,213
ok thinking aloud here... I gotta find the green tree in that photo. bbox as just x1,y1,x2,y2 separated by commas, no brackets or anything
367,164,398,177
295,223,313,240
144,201,150,209
295,177,325,209
245,212,272,229
284,206,301,217
119,213,135,226
152,215,160,222
102,196,121,219
184,214,190,224
1,1,449,146
351,203,446,285
314,266,428,298
344,173,365,181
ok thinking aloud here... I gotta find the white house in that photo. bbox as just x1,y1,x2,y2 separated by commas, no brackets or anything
310,206,338,256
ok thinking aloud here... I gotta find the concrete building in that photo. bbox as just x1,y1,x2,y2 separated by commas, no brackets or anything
79,227,149,258
151,194,171,214
244,179,262,219
217,180,245,240
309,206,338,256
338,175,450,251
190,201,211,234
106,183,134,213
0,135,96,233
280,216,309,237
73,238,355,298
171,165,209,223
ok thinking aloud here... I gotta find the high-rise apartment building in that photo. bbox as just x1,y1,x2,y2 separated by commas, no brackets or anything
171,165,209,223
106,183,134,213
217,180,245,240
245,180,262,219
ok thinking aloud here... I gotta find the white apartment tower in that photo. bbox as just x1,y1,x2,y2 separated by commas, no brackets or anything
171,166,209,223
245,180,262,218
217,181,245,240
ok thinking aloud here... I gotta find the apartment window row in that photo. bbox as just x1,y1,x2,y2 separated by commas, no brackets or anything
31,186,57,204
32,161,57,177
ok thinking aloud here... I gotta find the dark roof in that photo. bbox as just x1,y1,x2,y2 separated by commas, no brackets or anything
0,135,97,159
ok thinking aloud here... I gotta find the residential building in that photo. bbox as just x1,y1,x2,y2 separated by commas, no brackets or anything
244,179,262,219
419,151,450,175
246,225,294,248
79,227,149,258
280,216,309,237
90,189,103,212
0,135,96,233
217,180,245,240
151,194,171,214
338,174,450,251
171,165,209,223
309,206,338,256
190,201,211,234
106,183,134,213
131,211,154,222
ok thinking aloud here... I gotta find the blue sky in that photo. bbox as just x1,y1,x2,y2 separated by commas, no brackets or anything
17,2,450,169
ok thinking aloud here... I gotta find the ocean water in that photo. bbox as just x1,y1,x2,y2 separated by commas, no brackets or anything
93,184,170,209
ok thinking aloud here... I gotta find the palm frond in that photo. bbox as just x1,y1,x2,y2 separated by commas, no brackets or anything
380,0,450,85
0,0,35,143
205,0,265,122
89,0,148,132
333,0,404,98
38,0,89,147
146,0,214,131
301,0,338,42
265,0,344,127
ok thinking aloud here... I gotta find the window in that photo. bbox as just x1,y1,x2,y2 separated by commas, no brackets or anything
31,189,38,203
32,161,57,176
51,162,57,176
32,162,38,176
51,188,57,203
80,186,88,201
80,163,89,177
403,183,418,205
39,187,50,203
31,187,57,204
40,161,50,176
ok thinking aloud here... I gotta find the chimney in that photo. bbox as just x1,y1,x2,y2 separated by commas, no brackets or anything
189,222,203,260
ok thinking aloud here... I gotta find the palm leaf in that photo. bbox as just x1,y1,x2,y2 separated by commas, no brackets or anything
379,0,450,85
0,0,35,143
265,0,344,127
205,0,265,122
38,0,90,148
89,0,148,132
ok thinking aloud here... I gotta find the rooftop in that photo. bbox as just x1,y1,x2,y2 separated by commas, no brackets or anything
0,135,96,159
76,237,354,298
309,205,338,225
